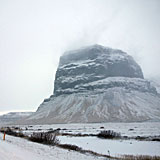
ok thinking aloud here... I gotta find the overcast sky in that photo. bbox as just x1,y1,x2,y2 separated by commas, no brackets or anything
0,0,160,114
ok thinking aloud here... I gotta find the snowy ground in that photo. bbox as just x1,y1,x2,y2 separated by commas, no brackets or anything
20,122,160,137
0,133,104,160
59,136,160,157
1,122,160,159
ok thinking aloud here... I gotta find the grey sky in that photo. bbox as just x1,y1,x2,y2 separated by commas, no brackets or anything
0,0,160,114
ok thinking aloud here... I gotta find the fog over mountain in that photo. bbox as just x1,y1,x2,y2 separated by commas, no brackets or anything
0,0,160,113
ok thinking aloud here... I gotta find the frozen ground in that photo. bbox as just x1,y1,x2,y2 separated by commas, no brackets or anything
1,122,160,159
59,136,160,157
0,133,104,160
20,122,160,137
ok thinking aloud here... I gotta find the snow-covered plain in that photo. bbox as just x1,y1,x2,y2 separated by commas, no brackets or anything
59,136,160,157
1,122,160,159
20,122,160,137
1,122,158,158
0,133,103,160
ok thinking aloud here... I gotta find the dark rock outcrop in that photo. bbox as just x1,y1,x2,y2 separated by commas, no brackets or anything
54,44,144,96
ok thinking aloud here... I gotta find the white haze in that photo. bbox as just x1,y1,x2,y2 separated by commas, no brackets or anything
0,0,160,113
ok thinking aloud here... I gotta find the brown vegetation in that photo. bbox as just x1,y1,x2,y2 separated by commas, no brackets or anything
0,127,26,138
120,155,160,160
29,131,59,145
97,130,121,139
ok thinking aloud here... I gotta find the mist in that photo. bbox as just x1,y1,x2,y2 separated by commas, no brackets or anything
0,0,160,113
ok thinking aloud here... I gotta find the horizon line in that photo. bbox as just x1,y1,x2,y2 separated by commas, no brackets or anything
0,110,35,116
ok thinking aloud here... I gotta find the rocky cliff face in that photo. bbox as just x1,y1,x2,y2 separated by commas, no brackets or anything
24,44,160,124
54,44,144,96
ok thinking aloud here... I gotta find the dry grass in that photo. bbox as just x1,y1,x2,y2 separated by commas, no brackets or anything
57,143,114,159
0,127,26,138
29,130,59,145
59,132,96,137
97,130,121,139
120,155,160,160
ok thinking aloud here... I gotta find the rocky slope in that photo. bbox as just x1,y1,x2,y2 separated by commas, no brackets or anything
24,44,160,124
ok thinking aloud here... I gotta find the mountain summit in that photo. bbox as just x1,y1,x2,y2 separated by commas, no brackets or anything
54,44,144,96
25,45,160,124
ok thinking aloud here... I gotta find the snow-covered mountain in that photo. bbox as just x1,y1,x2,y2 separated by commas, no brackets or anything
23,44,160,124
54,44,144,96
150,80,160,94
0,112,33,124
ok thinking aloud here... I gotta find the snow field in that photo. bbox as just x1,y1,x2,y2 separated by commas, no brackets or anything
0,133,104,160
